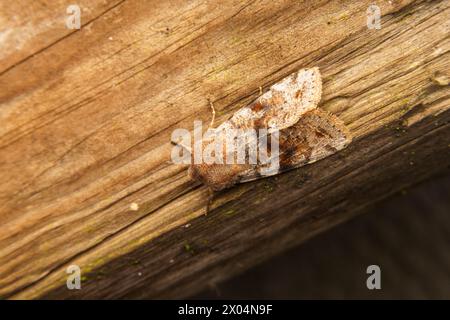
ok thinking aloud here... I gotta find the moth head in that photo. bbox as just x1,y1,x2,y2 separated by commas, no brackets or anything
188,163,251,191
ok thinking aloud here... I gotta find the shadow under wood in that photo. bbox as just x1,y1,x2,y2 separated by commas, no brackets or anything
38,109,450,299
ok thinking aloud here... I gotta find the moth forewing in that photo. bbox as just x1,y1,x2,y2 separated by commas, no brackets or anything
227,67,322,133
247,109,351,178
237,109,352,183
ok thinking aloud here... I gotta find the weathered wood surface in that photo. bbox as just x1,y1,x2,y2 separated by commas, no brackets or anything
0,0,449,299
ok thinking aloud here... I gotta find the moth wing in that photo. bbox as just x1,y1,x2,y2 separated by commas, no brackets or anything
238,108,352,183
220,67,322,133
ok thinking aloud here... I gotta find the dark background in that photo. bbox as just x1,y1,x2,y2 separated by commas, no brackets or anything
195,173,450,299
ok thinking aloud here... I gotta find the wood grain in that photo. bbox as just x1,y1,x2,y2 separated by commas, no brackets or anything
0,0,449,299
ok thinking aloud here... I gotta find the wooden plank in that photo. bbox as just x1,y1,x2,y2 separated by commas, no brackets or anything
0,0,125,74
0,0,449,299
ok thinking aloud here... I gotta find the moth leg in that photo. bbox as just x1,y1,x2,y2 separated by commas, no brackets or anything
208,99,216,128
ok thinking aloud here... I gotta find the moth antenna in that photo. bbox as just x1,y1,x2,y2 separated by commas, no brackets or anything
209,99,216,128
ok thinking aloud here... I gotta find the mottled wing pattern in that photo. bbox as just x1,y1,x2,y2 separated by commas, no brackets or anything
238,109,352,183
220,67,322,132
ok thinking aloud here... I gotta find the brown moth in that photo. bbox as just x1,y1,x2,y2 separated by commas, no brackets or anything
176,67,352,191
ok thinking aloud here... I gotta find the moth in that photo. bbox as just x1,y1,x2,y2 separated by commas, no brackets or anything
173,67,352,191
